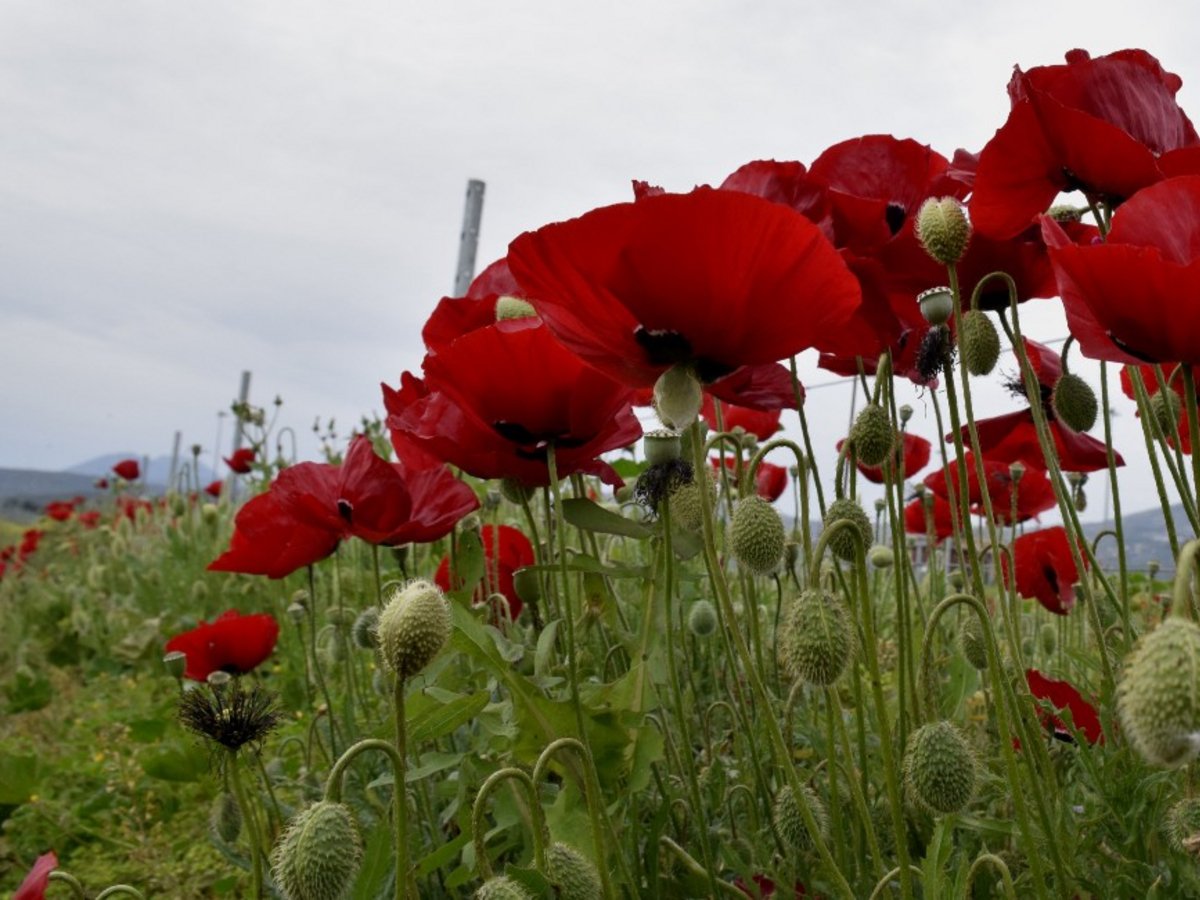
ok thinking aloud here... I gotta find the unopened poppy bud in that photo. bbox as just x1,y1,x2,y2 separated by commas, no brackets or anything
163,650,187,680
544,841,603,900
1118,618,1200,767
1046,204,1083,223
668,471,716,533
326,607,352,628
1009,461,1026,483
915,197,971,265
377,580,452,681
287,603,308,624
772,784,829,854
958,615,988,671
494,296,537,321
476,876,537,899
1150,390,1183,438
899,404,914,425
499,477,535,505
484,489,502,511
687,599,718,637
351,608,379,650
948,570,965,591
1039,622,1057,657
849,404,894,467
461,513,482,533
822,498,872,562
781,589,853,686
190,580,209,604
729,495,786,575
1052,373,1099,432
201,503,220,524
917,287,954,326
873,498,886,513
903,721,976,814
653,364,703,430
868,545,894,569
210,792,242,844
959,310,1001,376
643,429,682,465
271,800,363,900
1166,797,1200,855
291,589,310,610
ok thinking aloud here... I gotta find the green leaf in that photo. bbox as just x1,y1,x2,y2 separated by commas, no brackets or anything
350,818,394,900
609,458,646,480
128,718,169,743
416,831,470,878
450,529,486,597
6,669,51,713
139,739,209,782
408,691,490,744
562,497,653,539
534,620,560,679
0,751,42,804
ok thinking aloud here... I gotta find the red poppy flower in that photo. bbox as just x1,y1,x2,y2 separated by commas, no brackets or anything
904,492,956,542
711,457,789,502
433,525,534,620
963,409,1119,473
94,477,109,489
971,49,1199,239
1044,176,1200,366
18,528,43,561
421,258,526,353
506,188,861,387
925,454,1056,524
224,447,256,474
77,510,101,529
718,159,833,239
1026,669,1105,744
734,873,814,899
1001,526,1085,615
1119,363,1194,453
706,362,805,412
13,850,57,900
837,431,932,484
386,319,642,487
209,436,479,578
701,395,781,440
204,480,224,498
44,500,74,522
112,458,140,480
164,610,280,681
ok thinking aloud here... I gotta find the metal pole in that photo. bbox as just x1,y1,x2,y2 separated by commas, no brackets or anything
168,430,181,491
230,371,252,455
453,179,486,296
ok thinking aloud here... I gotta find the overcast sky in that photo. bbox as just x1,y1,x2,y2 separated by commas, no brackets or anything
2,0,1197,521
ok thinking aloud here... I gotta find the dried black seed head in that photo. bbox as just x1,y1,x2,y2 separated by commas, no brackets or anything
916,325,955,383
179,681,281,752
634,459,693,511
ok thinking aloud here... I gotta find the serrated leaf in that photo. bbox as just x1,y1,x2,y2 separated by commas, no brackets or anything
408,691,489,744
562,497,653,539
535,620,560,679
350,817,394,900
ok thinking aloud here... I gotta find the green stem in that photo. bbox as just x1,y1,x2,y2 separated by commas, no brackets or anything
470,767,547,879
47,871,87,899
395,680,413,899
226,750,265,899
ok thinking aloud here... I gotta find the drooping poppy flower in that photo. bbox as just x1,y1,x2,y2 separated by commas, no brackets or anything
224,447,256,474
836,431,932,484
506,188,861,388
1001,526,1085,615
711,457,789,502
925,454,1056,524
13,850,57,900
94,477,109,490
386,319,642,487
112,458,140,481
116,496,154,522
209,435,479,578
1026,669,1105,745
701,395,781,440
904,492,956,543
204,480,224,498
44,500,74,522
1043,176,1200,366
971,49,1199,239
1119,363,1194,453
164,610,280,681
433,525,535,620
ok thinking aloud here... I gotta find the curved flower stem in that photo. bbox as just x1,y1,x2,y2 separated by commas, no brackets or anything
748,438,811,567
688,420,856,900
306,566,342,757
1169,540,1200,621
964,853,1018,900
47,871,86,898
867,866,924,900
470,767,547,879
95,888,146,899
1126,369,1183,559
226,749,265,899
657,837,749,898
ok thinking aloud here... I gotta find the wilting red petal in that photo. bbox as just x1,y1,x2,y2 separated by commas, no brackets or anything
904,493,956,542
204,480,223,498
507,189,861,387
837,432,932,484
224,447,256,474
962,410,1122,473
164,610,279,681
1001,527,1085,615
112,458,140,480
13,850,57,900
434,525,534,620
1026,669,1105,744
925,454,1056,523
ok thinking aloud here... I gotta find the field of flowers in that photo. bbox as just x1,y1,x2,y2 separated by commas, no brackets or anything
5,45,1200,899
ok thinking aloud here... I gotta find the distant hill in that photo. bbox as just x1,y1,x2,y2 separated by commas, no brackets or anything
66,453,216,487
0,468,104,523
1082,503,1194,576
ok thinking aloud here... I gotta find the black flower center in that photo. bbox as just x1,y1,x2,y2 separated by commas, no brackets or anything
885,202,907,236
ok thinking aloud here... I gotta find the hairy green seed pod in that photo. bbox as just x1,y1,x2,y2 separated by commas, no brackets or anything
653,364,703,430
903,721,976,815
729,495,786,575
688,599,718,638
351,607,380,650
1052,373,1099,433
544,842,603,900
1039,622,1057,657
772,784,829,854
849,404,894,467
958,614,989,671
1149,389,1183,438
667,471,716,533
959,310,1001,377
475,876,537,900
499,477,535,505
495,296,537,321
822,498,872,562
271,800,362,900
210,792,242,844
1118,618,1200,767
782,589,853,686
1166,797,1200,856
915,197,971,265
377,580,452,681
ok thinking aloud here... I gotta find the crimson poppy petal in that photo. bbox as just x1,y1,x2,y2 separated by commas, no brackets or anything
13,851,57,900
1026,668,1105,745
